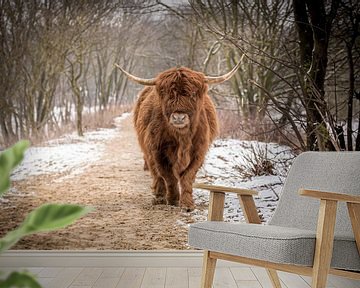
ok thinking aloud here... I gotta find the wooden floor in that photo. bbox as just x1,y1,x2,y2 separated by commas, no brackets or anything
1,251,359,288
3,266,360,288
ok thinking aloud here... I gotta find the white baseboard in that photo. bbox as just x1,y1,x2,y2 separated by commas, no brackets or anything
0,250,247,268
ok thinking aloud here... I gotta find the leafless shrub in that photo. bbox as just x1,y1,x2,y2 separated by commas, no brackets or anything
82,105,132,131
235,143,274,179
217,109,303,150
27,105,131,146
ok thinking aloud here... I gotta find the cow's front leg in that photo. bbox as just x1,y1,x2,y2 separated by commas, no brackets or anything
147,157,166,205
180,151,207,211
179,170,196,211
152,151,180,206
164,173,180,206
151,176,167,205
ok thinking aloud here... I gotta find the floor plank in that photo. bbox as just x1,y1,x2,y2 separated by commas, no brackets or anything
188,267,201,288
236,280,262,288
230,267,257,281
93,277,120,288
71,267,103,286
141,267,167,288
278,271,310,288
116,267,145,288
327,275,360,288
36,277,54,286
251,267,288,288
45,267,83,288
301,275,335,288
38,267,63,278
165,267,189,288
213,267,237,288
100,267,125,278
25,267,44,276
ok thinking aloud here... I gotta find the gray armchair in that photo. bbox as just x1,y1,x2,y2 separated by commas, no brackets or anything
189,152,360,288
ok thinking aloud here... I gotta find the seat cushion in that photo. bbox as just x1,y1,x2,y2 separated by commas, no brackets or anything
189,221,360,271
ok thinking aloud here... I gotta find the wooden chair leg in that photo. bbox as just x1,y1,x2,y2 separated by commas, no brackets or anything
312,200,337,288
266,269,282,288
347,202,360,253
201,251,217,288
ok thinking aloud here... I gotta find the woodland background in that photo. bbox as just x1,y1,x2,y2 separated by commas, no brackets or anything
0,0,359,152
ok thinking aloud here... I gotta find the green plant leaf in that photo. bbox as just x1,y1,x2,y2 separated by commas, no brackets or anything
0,140,30,196
21,204,93,233
0,227,25,252
0,204,92,252
0,271,41,288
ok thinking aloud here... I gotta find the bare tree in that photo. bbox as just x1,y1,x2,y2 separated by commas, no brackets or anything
293,0,339,151
186,1,308,149
332,0,360,150
186,0,358,151
188,1,293,121
0,0,158,144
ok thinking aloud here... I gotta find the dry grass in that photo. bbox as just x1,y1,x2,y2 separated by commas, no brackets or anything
29,105,132,146
217,109,302,149
82,105,132,131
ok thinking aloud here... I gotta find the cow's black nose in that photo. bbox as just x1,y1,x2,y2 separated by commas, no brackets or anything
171,113,187,123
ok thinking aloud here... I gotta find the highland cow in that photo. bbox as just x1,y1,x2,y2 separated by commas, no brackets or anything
116,62,241,211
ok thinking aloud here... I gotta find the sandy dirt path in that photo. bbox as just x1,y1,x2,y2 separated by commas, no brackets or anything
0,115,200,250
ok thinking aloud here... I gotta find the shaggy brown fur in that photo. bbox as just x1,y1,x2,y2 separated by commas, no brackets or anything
133,67,218,211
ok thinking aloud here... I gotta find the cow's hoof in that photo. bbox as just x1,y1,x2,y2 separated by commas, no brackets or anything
152,197,166,205
180,201,195,212
167,199,179,207
181,206,194,213
180,194,194,212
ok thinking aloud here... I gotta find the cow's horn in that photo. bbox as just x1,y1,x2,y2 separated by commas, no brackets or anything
115,64,156,86
204,54,244,84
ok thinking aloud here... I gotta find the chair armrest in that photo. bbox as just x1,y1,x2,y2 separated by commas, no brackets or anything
193,183,258,196
194,183,261,224
299,189,360,204
301,188,360,274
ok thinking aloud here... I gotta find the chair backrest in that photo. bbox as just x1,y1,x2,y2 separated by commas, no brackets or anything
270,152,360,238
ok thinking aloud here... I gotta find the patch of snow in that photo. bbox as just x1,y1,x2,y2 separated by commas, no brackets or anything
0,187,35,204
193,139,295,224
175,219,187,227
10,113,130,182
114,112,131,125
11,143,101,181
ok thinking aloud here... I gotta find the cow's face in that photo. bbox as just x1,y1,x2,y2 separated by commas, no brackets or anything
156,68,206,132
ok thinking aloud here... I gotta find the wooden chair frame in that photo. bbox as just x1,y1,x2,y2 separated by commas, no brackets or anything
193,183,360,288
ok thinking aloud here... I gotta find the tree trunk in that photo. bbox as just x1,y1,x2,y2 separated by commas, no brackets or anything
293,0,316,150
293,0,313,70
356,104,360,151
346,44,354,150
293,0,338,151
75,88,84,137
